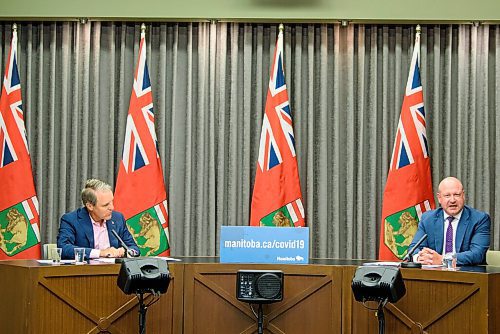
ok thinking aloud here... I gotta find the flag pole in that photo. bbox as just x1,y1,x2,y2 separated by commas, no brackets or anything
415,24,421,62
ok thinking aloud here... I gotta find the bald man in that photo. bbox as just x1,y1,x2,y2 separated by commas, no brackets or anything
408,177,490,266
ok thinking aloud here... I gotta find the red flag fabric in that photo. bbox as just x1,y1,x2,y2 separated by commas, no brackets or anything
0,27,41,260
250,28,305,227
378,29,436,261
114,27,170,256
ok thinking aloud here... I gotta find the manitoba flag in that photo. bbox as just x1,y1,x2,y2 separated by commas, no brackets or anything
250,26,305,227
0,25,41,260
114,25,170,256
378,27,435,261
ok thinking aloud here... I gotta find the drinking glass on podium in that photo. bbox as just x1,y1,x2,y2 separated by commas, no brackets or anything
74,248,85,265
51,248,62,265
443,252,457,270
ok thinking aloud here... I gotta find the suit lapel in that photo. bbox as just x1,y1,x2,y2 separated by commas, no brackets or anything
455,207,470,252
434,210,445,253
78,208,95,247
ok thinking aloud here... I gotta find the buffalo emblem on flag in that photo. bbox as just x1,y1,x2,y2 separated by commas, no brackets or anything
0,204,38,256
126,208,169,256
384,200,431,259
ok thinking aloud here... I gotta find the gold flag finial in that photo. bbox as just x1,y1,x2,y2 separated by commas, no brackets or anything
12,23,17,32
416,24,421,35
141,23,146,34
279,23,284,33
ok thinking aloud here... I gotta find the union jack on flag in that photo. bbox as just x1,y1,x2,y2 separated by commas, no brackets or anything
0,30,29,168
114,25,170,256
122,114,150,173
250,26,305,227
121,36,158,173
390,33,429,171
0,112,18,167
257,34,297,172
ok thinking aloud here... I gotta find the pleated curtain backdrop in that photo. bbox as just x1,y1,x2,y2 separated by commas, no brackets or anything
0,22,498,259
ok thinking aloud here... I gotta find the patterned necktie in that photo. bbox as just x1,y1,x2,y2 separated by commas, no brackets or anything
445,216,455,253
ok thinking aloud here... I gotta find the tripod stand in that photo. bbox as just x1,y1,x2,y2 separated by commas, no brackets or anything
136,290,161,334
375,299,388,334
137,291,148,334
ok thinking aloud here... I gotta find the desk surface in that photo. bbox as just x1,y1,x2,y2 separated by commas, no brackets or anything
2,256,500,273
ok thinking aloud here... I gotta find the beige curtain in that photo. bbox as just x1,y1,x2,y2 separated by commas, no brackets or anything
0,22,498,258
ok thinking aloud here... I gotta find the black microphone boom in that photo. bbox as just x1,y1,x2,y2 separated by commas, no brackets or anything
110,228,138,258
401,233,428,269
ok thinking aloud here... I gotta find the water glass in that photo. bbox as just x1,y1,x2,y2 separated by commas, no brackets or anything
443,252,457,270
74,247,86,265
51,248,62,265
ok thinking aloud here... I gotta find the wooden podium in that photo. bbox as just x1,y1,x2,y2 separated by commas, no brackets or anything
182,261,343,333
344,265,500,334
0,260,183,334
1,258,499,333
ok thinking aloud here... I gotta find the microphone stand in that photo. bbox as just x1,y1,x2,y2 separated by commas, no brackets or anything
400,259,422,269
401,234,428,269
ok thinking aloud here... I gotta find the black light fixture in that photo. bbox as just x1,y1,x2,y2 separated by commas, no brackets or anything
237,270,284,334
117,258,170,334
351,266,406,334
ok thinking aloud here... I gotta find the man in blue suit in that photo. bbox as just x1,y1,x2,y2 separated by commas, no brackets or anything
57,179,139,260
408,177,490,266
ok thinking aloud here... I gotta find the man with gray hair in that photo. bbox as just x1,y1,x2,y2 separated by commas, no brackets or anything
57,178,139,260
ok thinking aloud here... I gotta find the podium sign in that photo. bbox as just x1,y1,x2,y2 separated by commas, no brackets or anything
220,226,309,264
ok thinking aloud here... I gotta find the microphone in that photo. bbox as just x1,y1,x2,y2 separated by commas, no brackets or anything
111,228,139,258
401,233,428,269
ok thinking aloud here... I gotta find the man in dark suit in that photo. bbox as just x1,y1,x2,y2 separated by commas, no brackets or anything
57,179,139,260
408,176,490,266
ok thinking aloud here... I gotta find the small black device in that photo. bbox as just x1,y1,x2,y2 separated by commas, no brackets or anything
236,270,284,303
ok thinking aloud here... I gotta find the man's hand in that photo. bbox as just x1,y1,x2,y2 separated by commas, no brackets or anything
416,247,443,265
99,247,126,258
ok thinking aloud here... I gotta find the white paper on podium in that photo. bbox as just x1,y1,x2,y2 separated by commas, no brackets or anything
362,261,401,267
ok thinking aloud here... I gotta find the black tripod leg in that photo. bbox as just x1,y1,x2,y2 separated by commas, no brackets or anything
138,292,148,334
258,304,264,334
376,301,385,334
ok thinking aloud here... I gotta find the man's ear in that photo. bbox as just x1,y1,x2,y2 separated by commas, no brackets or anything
85,202,93,211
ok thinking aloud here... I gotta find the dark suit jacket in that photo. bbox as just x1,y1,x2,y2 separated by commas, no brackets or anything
57,207,139,260
408,205,490,265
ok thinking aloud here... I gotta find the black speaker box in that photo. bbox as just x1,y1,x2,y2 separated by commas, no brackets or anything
236,270,284,303
351,266,406,303
117,258,170,294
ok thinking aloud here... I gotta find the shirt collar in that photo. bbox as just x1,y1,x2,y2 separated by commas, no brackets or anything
89,213,107,227
444,210,463,222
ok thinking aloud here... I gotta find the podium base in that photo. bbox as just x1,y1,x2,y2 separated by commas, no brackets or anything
400,262,422,269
